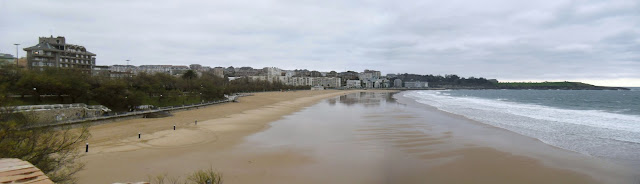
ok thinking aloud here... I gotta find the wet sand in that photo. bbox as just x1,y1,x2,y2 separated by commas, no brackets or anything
77,91,631,183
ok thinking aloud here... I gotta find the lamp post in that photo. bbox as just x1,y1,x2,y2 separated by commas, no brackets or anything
32,87,37,104
13,43,20,66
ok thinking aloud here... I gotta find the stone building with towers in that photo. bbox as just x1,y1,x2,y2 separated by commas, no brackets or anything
23,36,96,74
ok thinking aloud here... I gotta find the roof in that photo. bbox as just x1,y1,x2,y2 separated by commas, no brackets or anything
0,158,54,184
23,42,58,51
23,42,96,56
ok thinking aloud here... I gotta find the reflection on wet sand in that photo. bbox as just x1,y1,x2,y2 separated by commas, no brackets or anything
328,92,396,106
240,92,613,184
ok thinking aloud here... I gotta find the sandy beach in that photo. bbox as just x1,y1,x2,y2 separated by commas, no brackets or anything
77,90,357,183
76,90,631,183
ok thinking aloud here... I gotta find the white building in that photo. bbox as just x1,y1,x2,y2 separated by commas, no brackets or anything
264,67,282,77
283,70,296,77
346,80,362,88
358,72,374,81
394,79,403,87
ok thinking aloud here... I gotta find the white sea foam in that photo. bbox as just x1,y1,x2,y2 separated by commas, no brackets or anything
403,90,640,160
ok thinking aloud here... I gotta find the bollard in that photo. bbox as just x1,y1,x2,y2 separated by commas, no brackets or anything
173,125,176,130
85,143,89,152
138,132,141,139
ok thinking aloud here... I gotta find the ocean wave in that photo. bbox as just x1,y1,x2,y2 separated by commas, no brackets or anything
403,90,640,159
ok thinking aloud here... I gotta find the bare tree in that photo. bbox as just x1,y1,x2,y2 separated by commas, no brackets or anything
0,86,90,184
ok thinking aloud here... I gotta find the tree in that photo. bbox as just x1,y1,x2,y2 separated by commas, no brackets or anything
92,80,127,110
59,69,91,103
182,70,198,92
0,85,90,184
15,70,47,104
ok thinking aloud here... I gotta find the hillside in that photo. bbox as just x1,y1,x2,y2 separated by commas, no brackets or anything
495,82,629,90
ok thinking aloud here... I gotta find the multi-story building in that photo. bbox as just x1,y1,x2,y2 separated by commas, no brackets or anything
189,64,202,70
264,67,282,77
364,80,374,88
373,79,390,88
283,70,295,77
92,65,110,77
138,65,172,74
358,72,373,81
110,65,137,73
213,67,225,78
346,80,362,88
312,77,341,88
23,36,96,73
288,77,314,86
362,69,381,79
394,79,403,87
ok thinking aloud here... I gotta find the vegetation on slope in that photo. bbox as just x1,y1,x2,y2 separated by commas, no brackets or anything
0,84,90,184
392,73,628,90
0,66,308,112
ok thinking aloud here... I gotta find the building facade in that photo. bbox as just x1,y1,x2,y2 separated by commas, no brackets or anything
346,80,362,88
312,77,341,88
394,79,403,87
213,67,225,78
23,36,96,73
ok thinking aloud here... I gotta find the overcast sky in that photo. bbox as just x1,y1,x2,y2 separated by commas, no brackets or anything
1,0,639,86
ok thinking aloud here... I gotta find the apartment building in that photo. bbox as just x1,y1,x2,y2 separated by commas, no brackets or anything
313,77,341,88
23,36,96,73
346,80,362,88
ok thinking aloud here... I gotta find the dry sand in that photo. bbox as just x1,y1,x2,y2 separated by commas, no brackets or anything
78,90,356,183
76,90,612,183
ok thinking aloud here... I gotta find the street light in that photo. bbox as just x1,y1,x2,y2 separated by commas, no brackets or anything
13,43,20,66
32,87,37,104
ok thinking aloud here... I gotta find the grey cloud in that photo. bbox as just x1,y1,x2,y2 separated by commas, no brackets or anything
1,0,639,85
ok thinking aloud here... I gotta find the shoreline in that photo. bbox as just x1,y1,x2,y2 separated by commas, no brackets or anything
76,90,633,183
77,90,374,183
394,91,635,182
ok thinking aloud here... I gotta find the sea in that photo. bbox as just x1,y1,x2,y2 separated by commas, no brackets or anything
403,88,640,168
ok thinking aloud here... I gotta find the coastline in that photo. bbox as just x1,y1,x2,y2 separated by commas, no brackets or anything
394,91,635,182
76,90,633,183
76,90,369,183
